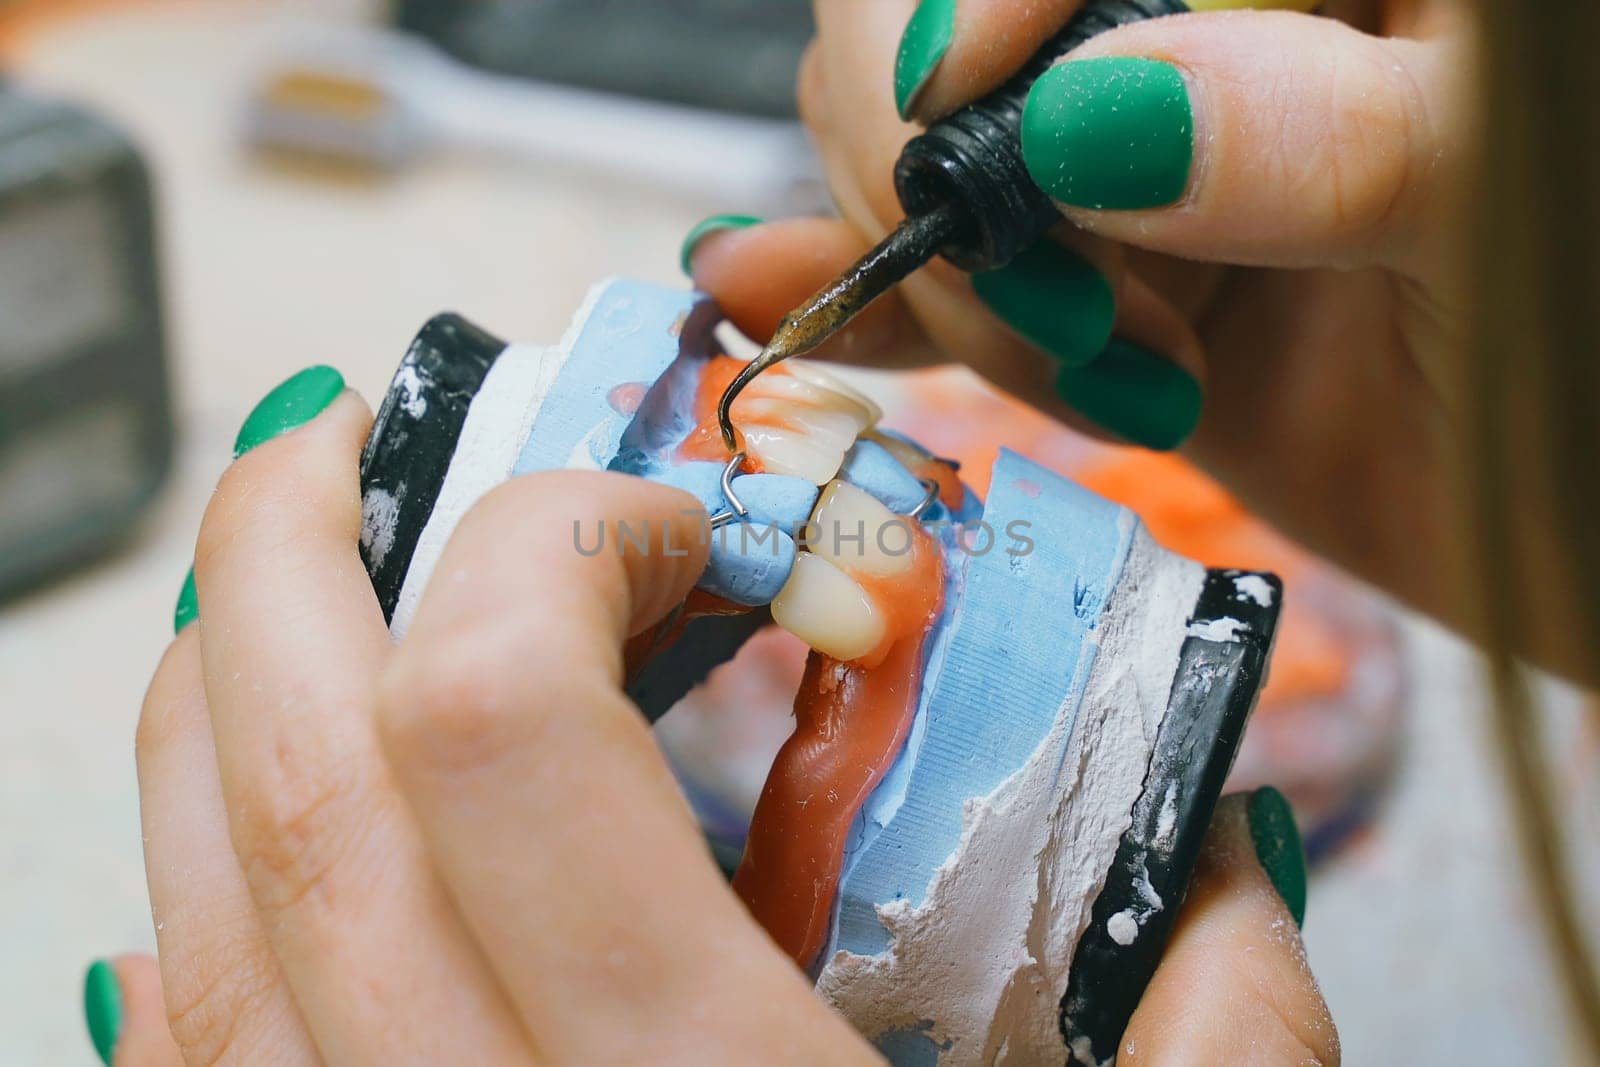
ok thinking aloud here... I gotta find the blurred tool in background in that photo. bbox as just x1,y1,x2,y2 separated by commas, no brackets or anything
0,87,171,602
393,0,813,118
245,1,827,215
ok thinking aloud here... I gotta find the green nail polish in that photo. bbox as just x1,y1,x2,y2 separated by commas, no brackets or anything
679,214,763,275
1023,57,1194,210
233,365,344,458
894,0,956,119
174,566,198,633
84,960,122,1065
1247,786,1308,927
1055,338,1201,450
972,242,1115,368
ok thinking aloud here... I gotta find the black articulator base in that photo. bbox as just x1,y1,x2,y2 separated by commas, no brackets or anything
1058,568,1283,1065
358,314,506,622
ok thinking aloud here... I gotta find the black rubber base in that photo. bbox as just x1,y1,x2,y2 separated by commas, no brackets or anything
1058,568,1282,1064
358,313,506,622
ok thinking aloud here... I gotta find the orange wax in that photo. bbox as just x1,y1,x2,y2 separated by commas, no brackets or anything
733,529,945,971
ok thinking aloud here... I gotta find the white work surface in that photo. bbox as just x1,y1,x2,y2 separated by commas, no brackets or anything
2,3,1595,1063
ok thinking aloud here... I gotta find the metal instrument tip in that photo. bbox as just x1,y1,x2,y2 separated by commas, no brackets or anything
712,202,968,455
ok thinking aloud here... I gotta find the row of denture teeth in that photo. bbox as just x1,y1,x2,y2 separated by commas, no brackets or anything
731,359,930,661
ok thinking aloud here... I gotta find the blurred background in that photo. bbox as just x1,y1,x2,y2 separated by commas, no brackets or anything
0,1,1596,1062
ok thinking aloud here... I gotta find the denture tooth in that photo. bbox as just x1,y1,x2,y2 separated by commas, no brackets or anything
745,366,878,428
735,396,865,443
808,480,915,577
862,430,928,472
743,425,846,485
785,360,883,426
772,553,886,662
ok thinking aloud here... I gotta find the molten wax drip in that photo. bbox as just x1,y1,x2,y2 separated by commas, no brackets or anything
733,528,945,971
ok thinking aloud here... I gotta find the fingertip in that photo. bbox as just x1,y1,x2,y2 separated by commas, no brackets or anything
607,475,716,633
680,214,764,277
172,568,197,635
84,955,179,1066
83,959,121,1065
689,218,876,342
971,241,1116,368
232,365,346,458
1055,339,1202,452
893,0,956,120
1246,786,1308,927
1120,790,1335,1065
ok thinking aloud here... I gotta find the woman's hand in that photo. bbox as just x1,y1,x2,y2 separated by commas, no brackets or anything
94,381,1334,1064
687,0,1475,635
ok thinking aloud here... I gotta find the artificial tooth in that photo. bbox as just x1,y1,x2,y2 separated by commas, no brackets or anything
785,360,884,426
862,430,928,473
772,552,886,662
735,396,865,444
808,480,915,577
743,425,845,485
745,366,878,427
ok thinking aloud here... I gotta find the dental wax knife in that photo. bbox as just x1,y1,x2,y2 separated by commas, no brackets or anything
718,0,1316,447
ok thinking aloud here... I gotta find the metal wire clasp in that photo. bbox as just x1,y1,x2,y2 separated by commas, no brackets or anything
707,452,749,529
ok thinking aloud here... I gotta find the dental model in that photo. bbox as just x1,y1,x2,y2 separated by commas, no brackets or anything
358,280,1281,1066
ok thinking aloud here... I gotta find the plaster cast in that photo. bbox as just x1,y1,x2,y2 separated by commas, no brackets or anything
391,343,563,638
815,527,1202,1065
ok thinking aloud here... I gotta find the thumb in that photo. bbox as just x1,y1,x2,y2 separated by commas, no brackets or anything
1021,11,1464,277
1117,788,1338,1065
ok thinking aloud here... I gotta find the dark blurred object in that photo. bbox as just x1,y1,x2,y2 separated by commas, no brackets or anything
392,0,813,118
0,90,171,602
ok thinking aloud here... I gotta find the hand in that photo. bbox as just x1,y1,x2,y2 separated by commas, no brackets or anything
686,0,1480,641
91,380,1334,1064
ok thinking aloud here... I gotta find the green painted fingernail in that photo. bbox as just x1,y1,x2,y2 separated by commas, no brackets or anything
84,960,122,1065
1055,338,1201,450
174,566,198,633
233,365,344,458
1247,786,1308,927
894,0,956,119
1023,57,1194,210
972,241,1115,368
679,214,763,275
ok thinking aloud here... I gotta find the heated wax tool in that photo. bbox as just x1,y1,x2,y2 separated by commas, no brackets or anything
718,0,1317,447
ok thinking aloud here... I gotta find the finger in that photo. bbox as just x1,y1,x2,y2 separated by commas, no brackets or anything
686,215,936,369
688,212,1206,449
809,0,924,233
1121,788,1338,1064
194,391,530,1062
1051,270,1207,451
379,472,874,1063
894,0,1354,123
686,206,1126,370
135,633,318,1065
81,956,184,1067
1021,12,1463,278
894,0,1086,122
